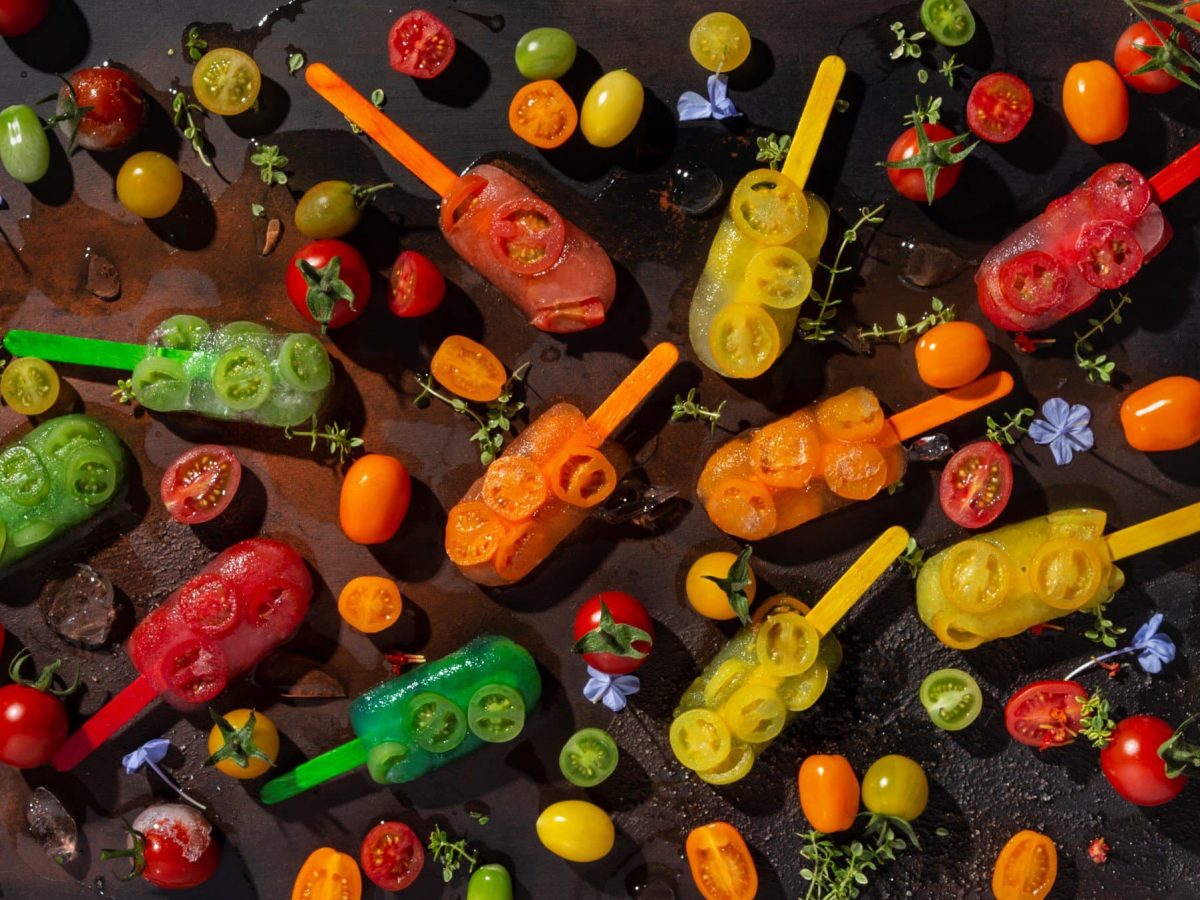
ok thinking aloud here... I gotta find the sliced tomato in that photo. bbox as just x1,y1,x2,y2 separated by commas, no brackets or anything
361,821,424,891
686,822,758,900
546,445,617,508
388,9,456,79
388,250,446,317
161,445,242,525
509,80,578,149
488,197,566,274
481,456,548,520
1004,680,1087,749
998,250,1068,315
1075,220,1144,289
161,638,228,705
439,174,487,233
178,575,241,638
966,72,1033,143
938,441,1013,529
1088,163,1151,224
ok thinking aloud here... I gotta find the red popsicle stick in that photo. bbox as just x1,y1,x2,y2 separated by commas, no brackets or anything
51,675,158,771
1149,140,1200,203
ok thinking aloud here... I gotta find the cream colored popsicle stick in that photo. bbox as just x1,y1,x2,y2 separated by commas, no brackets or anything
584,343,680,443
805,525,910,636
780,56,846,190
1105,500,1200,561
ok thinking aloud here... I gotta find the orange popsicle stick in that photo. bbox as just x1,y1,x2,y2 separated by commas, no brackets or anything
305,62,458,198
886,371,1014,442
585,343,680,444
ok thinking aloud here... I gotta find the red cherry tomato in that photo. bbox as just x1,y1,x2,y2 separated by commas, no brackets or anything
104,804,220,890
57,67,147,151
939,441,1013,530
1004,680,1087,749
0,0,48,36
388,249,446,317
1189,4,1200,24
388,9,456,79
1087,163,1151,224
572,591,655,675
487,197,566,275
286,239,371,331
361,821,425,891
1074,220,1144,289
0,679,69,768
998,250,1068,316
966,73,1033,143
885,124,965,203
1100,715,1186,806
161,445,242,525
1114,21,1182,94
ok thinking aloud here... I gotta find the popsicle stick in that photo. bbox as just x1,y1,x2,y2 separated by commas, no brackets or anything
305,62,459,198
887,371,1014,442
3,330,187,371
1149,140,1200,204
780,56,846,190
1104,500,1200,561
806,526,910,636
51,676,158,771
260,739,368,805
585,343,680,443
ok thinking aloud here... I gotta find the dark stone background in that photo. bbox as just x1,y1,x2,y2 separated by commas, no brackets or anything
0,1,1198,897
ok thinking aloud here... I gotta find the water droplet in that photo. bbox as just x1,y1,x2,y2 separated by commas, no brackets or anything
670,164,723,216
908,433,953,462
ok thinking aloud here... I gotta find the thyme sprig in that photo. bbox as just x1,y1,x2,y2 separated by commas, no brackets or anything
283,416,364,464
171,91,212,167
858,296,955,345
414,363,530,464
1084,597,1127,649
287,51,305,76
797,204,887,342
800,814,919,900
1074,293,1132,384
184,26,207,62
755,132,792,170
939,54,963,87
112,378,135,405
1079,691,1116,749
427,825,478,883
898,537,926,579
985,408,1035,446
250,144,288,185
671,388,726,433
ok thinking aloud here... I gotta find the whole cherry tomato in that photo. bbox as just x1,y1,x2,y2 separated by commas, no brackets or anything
292,847,362,900
1114,21,1182,94
286,239,371,331
1100,715,1186,806
861,755,928,821
388,249,445,317
294,180,394,239
685,551,756,620
1120,376,1200,452
884,123,967,204
1062,61,1128,144
116,151,183,219
101,804,220,890
685,822,757,900
340,454,411,544
914,321,990,389
572,591,655,675
0,0,48,35
206,708,279,779
798,754,860,834
992,829,1057,900
57,67,146,151
0,651,77,769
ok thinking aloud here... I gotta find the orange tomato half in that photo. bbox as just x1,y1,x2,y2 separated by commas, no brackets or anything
821,441,888,501
798,754,860,834
509,80,578,149
1120,375,1200,452
914,321,991,389
545,444,617,508
430,335,506,402
815,387,885,442
340,454,412,544
704,476,778,540
685,822,758,900
1062,61,1128,144
445,500,506,566
481,456,548,520
292,847,362,900
992,830,1057,900
337,576,403,633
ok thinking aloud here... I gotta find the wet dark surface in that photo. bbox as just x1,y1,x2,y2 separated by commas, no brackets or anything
0,1,1199,898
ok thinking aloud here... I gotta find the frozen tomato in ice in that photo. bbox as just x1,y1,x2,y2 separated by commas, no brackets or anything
1088,163,1151,224
102,804,220,889
998,250,1068,315
1074,220,1144,289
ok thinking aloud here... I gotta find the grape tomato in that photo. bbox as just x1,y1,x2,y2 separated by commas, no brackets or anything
966,72,1033,143
388,249,446,317
467,864,514,900
992,830,1057,900
939,441,1013,529
798,754,860,834
860,755,928,821
685,822,758,900
161,444,241,525
430,335,507,402
914,321,991,389
0,104,50,184
536,800,615,862
1062,61,1128,145
389,9,456,79
580,70,644,148
339,454,411,544
1120,375,1200,452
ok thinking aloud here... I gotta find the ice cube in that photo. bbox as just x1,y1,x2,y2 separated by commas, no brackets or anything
42,564,116,647
908,433,954,462
25,787,77,864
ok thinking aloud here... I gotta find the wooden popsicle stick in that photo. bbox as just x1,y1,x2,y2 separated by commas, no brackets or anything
584,343,680,443
1149,140,1200,204
805,526,910,636
1105,500,1200,561
886,371,1014,442
305,62,459,198
780,56,846,190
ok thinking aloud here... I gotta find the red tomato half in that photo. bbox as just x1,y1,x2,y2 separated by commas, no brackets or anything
1100,715,1186,806
885,124,965,203
487,197,566,275
361,821,425,891
286,239,372,331
1114,21,1182,94
939,441,1013,529
161,445,242,525
966,73,1033,143
0,0,48,36
388,10,456,79
58,67,147,151
1004,680,1087,749
572,591,655,675
388,250,446,317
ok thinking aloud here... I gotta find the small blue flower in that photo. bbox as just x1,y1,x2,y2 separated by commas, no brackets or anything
1132,612,1176,674
1028,397,1093,466
678,74,741,122
583,665,640,712
122,737,170,775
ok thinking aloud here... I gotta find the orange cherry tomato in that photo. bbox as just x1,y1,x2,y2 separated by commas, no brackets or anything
1120,375,1200,452
291,847,362,900
798,754,860,834
445,501,506,566
340,454,412,544
545,445,617,508
508,79,578,149
749,416,820,488
685,822,758,900
481,456,549,520
704,476,778,540
822,441,889,500
914,321,991,389
1062,61,1128,145
430,335,507,403
492,520,536,580
337,576,403,634
992,830,1057,900
815,388,885,442
439,173,487,234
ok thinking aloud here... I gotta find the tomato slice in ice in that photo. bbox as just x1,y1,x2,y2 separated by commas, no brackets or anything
160,445,241,525
439,174,487,233
998,250,1068,315
546,445,617,508
1088,163,1151,223
388,10,456,79
1075,220,1144,289
488,197,566,274
938,441,1013,529
1004,680,1086,749
161,638,228,704
966,72,1033,143
178,575,241,638
243,578,308,638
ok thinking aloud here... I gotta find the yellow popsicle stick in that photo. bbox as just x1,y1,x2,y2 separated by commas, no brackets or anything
780,56,847,190
585,343,680,444
805,525,910,636
1105,500,1200,561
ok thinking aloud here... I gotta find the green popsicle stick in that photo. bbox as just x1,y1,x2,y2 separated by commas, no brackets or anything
259,738,368,805
3,330,189,371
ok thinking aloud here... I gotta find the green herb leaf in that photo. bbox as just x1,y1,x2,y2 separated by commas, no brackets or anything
572,600,652,659
287,51,305,75
703,545,754,625
799,204,886,343
671,388,726,433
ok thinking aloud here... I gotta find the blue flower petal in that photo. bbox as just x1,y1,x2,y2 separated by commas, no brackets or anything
1041,397,1071,428
1064,403,1092,429
583,665,640,712
122,737,171,774
1064,426,1094,453
1049,436,1075,466
707,74,741,120
1133,612,1164,645
678,91,713,121
1028,418,1058,445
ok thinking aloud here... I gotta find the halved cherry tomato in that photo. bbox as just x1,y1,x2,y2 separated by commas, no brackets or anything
193,48,261,116
1028,538,1105,610
914,321,991,389
998,250,1068,315
388,9,456,79
388,250,445,317
339,454,411,544
1004,680,1087,749
940,540,1012,613
546,445,617,507
292,847,362,900
992,830,1057,900
1100,715,1186,806
488,198,566,274
160,445,241,525
708,302,781,379
337,576,402,633
920,668,983,731
966,73,1033,143
798,754,860,834
670,708,733,771
559,727,619,787
1075,220,1143,289
440,173,487,234
1062,61,1128,145
1,357,59,415
361,821,423,891
729,169,809,245
481,456,548,520
815,388,885,442
1115,20,1182,94
724,683,787,742
689,13,752,73
704,476,778,540
755,611,819,677
939,441,1012,529
509,80,577,150
407,691,467,752
445,502,506,566
430,335,507,403
822,442,888,501
738,247,812,309
1088,162,1151,224
1120,375,1200,451
685,822,758,900
749,416,820,488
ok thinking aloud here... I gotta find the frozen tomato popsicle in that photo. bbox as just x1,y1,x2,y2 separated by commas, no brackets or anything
976,142,1200,333
51,538,312,771
698,372,1013,540
445,343,679,585
306,63,616,333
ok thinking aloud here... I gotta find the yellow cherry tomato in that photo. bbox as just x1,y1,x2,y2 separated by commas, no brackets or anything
337,576,403,633
861,754,929,821
992,829,1057,900
708,302,781,378
689,12,752,73
1,357,59,415
580,70,644,148
536,800,615,862
116,151,183,218
729,168,809,246
193,47,262,116
1062,61,1128,145
685,551,757,619
206,708,280,779
670,708,733,770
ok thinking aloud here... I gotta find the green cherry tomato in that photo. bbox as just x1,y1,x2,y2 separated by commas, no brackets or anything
366,740,411,783
536,800,615,863
861,755,929,822
1,357,59,415
920,0,976,47
293,180,393,239
0,104,50,184
64,445,118,506
580,70,644,148
116,151,183,218
154,315,211,350
920,668,983,731
0,445,50,507
131,357,190,410
406,691,468,752
33,417,100,459
277,333,333,393
212,346,272,411
515,27,577,80
559,727,619,787
467,683,526,743
467,863,514,900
